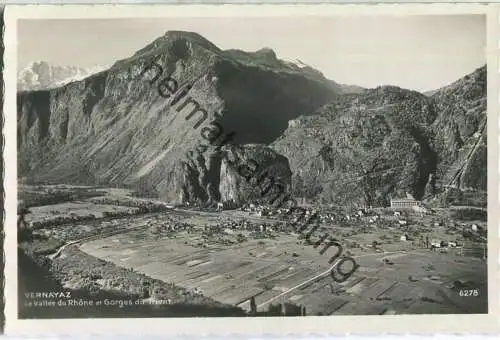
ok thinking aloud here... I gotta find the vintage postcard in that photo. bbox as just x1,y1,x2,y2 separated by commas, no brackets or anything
3,3,500,336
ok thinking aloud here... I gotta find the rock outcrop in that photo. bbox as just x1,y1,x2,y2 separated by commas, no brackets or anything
219,144,292,205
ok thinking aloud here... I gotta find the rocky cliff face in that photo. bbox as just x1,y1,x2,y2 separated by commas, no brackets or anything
18,31,338,204
271,66,486,207
272,86,439,207
219,144,292,205
430,66,487,192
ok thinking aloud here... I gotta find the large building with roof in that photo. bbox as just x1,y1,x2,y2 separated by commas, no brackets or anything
390,198,420,209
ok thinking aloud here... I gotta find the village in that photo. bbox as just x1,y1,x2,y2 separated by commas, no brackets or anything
185,196,486,257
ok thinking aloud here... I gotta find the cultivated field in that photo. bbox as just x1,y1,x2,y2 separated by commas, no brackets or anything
19,185,488,316
80,209,487,315
25,202,140,222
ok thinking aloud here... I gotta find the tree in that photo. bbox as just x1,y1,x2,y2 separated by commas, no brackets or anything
318,144,335,170
250,297,257,314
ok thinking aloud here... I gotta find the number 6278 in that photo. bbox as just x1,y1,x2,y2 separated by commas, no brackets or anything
459,289,479,297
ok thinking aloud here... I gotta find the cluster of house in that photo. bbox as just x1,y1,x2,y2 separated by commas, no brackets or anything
239,203,287,217
239,203,331,220
395,232,460,248
239,202,405,229
429,239,458,249
341,209,382,225
201,219,286,235
151,221,196,234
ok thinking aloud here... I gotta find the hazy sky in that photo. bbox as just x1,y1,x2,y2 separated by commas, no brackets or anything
18,15,485,92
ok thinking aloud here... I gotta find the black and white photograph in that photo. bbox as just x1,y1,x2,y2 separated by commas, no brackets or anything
4,4,498,335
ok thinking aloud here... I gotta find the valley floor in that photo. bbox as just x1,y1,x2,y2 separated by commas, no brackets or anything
18,185,488,317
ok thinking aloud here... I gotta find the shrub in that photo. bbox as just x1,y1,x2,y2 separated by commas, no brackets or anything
18,227,34,242
142,287,151,299
90,273,103,280
453,209,486,222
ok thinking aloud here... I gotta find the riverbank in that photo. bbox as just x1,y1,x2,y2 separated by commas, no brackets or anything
18,247,246,318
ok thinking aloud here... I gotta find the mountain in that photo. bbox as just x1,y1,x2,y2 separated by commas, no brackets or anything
17,61,106,91
271,66,486,208
17,31,486,207
17,31,339,204
283,58,365,94
272,86,439,207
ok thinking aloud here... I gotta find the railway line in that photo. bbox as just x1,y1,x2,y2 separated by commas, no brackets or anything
49,222,153,259
256,249,421,310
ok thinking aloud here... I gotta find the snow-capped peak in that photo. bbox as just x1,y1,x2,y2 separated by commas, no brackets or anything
17,61,108,91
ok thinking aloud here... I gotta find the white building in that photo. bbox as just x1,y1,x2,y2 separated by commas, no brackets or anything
431,240,441,247
390,198,420,209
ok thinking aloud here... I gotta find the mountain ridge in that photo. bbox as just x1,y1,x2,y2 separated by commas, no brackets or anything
17,31,487,208
271,65,485,208
17,31,338,204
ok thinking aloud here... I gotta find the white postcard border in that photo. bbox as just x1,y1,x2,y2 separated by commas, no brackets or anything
3,3,500,336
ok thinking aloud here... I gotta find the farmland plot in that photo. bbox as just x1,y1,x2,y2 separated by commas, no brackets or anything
25,202,139,223
80,223,488,315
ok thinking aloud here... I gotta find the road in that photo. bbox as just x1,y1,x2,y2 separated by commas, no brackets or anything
49,222,152,260
256,249,419,310
449,205,487,212
49,240,79,259
447,119,486,188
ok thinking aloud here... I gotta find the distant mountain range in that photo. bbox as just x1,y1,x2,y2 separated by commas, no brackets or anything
17,61,107,91
17,31,486,208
